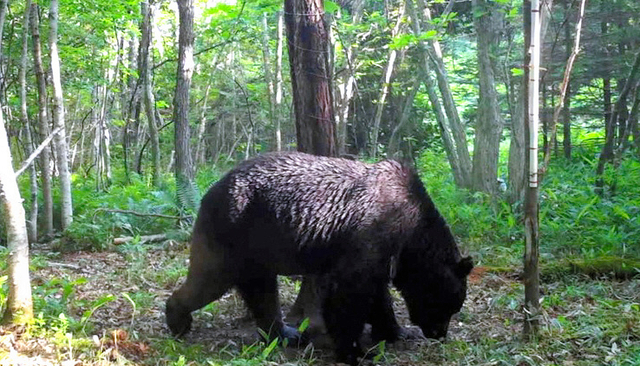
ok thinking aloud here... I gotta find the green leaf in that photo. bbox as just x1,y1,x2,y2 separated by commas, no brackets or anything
324,0,340,14
511,67,524,76
262,338,279,358
298,317,310,333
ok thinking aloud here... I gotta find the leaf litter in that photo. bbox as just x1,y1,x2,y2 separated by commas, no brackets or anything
1,242,638,365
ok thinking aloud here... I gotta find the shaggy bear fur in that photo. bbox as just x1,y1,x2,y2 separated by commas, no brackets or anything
166,152,473,364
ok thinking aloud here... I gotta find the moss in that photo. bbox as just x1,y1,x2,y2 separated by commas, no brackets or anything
542,256,640,280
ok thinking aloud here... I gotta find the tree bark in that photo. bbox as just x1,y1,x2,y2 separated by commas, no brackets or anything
471,0,504,194
19,0,37,243
284,0,336,157
595,51,640,193
140,2,161,187
370,1,405,158
194,84,211,166
523,0,541,338
31,3,54,237
275,10,285,151
284,0,337,340
388,76,420,158
562,0,572,160
508,0,552,204
0,0,8,102
261,12,277,150
334,6,362,155
49,0,73,229
175,0,197,209
417,0,472,188
406,0,464,186
0,107,33,325
542,0,585,172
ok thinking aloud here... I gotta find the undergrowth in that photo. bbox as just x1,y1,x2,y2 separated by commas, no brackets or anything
2,144,639,365
418,146,640,271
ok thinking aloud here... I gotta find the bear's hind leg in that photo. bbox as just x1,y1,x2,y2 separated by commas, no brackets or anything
322,275,373,365
236,274,304,346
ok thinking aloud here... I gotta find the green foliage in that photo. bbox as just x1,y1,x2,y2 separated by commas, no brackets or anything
418,142,640,270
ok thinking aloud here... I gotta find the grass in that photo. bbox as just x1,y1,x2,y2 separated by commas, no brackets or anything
2,145,640,365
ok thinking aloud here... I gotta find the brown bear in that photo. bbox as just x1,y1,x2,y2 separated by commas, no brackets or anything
166,152,473,364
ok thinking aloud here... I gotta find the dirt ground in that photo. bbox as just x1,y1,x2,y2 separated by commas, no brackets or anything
1,243,638,365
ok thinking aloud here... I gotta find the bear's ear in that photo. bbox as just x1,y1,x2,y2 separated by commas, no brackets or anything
455,256,474,278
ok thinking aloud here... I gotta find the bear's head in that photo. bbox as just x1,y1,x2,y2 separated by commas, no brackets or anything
394,251,473,340
166,296,193,337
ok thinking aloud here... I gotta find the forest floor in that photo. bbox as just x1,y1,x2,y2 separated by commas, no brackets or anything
0,241,639,365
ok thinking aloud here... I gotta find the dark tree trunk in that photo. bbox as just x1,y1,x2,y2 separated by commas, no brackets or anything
284,0,336,157
284,0,337,340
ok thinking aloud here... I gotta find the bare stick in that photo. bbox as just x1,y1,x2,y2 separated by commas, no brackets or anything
14,126,63,177
113,234,167,245
92,208,188,221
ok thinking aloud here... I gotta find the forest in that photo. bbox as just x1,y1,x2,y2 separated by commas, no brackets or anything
0,0,639,364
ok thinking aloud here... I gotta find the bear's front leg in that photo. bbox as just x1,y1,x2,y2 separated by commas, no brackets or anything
369,284,404,343
236,274,306,347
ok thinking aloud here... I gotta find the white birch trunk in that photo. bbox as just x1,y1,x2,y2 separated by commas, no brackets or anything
523,0,541,337
49,0,73,229
31,3,53,237
19,0,36,243
275,10,284,151
0,107,33,324
370,1,405,158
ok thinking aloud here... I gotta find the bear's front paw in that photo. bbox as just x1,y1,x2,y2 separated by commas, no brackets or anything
166,298,193,337
280,323,308,347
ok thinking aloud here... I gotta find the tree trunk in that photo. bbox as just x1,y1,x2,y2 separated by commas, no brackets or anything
508,84,526,203
0,0,8,103
370,1,405,158
334,6,362,155
49,0,73,229
19,0,37,243
562,0,572,160
406,0,464,186
275,10,285,151
542,0,586,172
284,0,337,340
31,3,53,237
284,0,336,157
523,0,541,338
417,0,472,188
471,0,504,194
596,51,640,193
388,77,420,158
261,12,277,149
175,0,197,209
0,107,33,325
194,84,211,166
99,80,113,187
508,0,552,204
140,2,161,187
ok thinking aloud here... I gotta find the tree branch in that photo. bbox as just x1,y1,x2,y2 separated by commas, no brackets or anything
92,208,189,221
14,126,63,177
